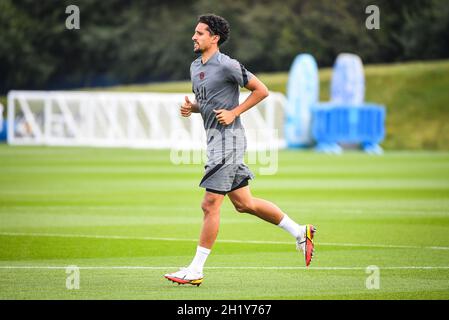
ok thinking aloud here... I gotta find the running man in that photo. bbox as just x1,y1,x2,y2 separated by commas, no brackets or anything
164,14,316,286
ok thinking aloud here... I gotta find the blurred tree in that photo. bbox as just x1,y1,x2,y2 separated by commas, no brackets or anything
400,0,449,60
0,0,447,94
0,0,61,90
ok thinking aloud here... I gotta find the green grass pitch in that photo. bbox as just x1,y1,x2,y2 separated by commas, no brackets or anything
0,145,448,299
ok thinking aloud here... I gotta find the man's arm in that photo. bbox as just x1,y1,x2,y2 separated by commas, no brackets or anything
181,96,200,117
232,76,269,117
190,100,200,113
214,76,269,125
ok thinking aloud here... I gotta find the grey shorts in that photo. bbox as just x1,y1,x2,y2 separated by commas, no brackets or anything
200,132,254,195
199,161,255,195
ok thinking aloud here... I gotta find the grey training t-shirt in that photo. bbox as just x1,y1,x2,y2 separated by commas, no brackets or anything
191,51,256,192
191,51,254,154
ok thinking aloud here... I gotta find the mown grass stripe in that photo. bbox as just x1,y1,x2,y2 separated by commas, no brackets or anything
1,266,448,270
1,231,448,250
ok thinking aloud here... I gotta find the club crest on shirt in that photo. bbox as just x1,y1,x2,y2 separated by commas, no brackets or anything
199,72,205,80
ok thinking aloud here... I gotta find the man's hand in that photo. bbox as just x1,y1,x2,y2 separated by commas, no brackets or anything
213,109,237,126
181,96,194,117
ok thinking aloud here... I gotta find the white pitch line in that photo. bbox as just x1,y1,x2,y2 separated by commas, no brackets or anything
1,231,449,251
0,266,448,270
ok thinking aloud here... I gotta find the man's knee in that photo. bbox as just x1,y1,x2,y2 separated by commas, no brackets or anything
201,196,221,215
233,199,255,214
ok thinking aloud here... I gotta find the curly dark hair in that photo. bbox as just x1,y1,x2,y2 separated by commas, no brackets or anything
197,14,230,46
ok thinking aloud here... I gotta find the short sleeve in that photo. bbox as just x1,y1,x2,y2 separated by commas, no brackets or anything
190,63,195,93
225,58,254,88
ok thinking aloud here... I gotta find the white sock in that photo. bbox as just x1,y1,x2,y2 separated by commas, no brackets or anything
278,214,304,239
187,246,211,274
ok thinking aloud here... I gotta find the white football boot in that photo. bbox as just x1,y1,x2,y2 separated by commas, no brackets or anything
164,267,203,286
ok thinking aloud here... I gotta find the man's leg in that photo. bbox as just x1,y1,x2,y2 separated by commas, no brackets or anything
227,185,284,225
227,185,316,266
165,191,225,285
187,191,225,273
199,191,225,249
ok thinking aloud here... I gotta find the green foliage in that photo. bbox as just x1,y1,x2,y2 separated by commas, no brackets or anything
1,0,448,93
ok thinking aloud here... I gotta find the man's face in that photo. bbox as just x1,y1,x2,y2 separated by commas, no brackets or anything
192,22,218,54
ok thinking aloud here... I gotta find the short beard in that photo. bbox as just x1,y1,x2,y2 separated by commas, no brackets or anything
194,47,202,54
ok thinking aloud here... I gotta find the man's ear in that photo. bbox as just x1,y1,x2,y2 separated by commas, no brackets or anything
213,34,220,44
